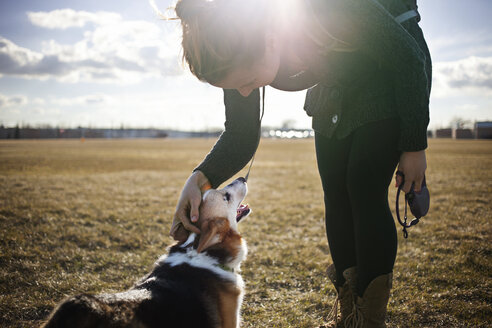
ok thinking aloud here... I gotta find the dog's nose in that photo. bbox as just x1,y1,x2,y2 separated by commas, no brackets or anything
237,177,246,183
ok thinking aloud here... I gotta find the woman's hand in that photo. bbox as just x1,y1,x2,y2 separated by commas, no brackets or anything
170,170,210,242
396,150,427,193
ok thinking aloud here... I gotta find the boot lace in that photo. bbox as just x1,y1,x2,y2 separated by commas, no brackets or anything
344,302,363,328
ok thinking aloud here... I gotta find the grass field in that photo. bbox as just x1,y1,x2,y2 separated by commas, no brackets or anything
0,138,491,327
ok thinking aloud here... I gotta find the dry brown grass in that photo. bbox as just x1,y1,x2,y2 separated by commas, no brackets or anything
0,138,490,327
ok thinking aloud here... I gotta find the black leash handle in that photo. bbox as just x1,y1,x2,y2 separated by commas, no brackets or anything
395,171,428,238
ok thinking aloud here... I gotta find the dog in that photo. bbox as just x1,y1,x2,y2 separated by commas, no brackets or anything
42,177,251,328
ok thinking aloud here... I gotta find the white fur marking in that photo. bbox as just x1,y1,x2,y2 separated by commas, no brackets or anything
202,189,212,200
161,249,240,283
181,233,197,248
229,239,248,271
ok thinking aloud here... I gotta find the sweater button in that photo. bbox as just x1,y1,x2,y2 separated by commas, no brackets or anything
332,114,338,124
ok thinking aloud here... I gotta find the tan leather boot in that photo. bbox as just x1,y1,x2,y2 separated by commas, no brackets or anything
323,264,357,328
345,273,393,328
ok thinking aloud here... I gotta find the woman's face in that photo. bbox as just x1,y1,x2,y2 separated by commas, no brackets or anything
211,36,281,97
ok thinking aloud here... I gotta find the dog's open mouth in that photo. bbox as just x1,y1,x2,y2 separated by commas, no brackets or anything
236,204,250,222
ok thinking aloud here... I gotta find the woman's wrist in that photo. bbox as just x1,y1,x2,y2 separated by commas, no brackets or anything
192,170,212,192
400,149,426,162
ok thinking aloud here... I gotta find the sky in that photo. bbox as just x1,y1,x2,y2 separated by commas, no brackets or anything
0,0,491,131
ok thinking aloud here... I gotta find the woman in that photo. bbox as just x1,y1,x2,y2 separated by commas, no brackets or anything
169,0,431,327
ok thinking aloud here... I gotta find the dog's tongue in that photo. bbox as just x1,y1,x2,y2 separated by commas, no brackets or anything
236,204,250,222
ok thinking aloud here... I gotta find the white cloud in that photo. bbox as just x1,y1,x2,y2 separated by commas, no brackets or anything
0,36,100,81
0,93,28,108
0,9,182,84
27,9,122,29
432,56,492,98
0,38,43,76
32,98,46,106
427,30,492,62
51,94,113,106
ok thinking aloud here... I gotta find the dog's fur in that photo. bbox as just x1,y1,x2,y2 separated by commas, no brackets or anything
42,178,250,328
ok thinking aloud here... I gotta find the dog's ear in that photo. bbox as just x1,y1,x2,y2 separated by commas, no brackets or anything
197,217,229,253
174,223,191,243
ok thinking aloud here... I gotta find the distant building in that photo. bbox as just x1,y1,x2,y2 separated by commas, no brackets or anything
474,122,492,139
453,129,473,139
435,128,452,138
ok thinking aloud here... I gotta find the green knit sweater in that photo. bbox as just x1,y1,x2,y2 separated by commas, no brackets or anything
195,0,432,188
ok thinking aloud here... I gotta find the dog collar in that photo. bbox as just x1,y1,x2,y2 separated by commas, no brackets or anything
200,182,212,193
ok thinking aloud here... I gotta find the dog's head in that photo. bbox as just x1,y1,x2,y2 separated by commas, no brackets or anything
196,177,251,253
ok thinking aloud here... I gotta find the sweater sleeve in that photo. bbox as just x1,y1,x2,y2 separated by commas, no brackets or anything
311,0,431,151
194,88,261,188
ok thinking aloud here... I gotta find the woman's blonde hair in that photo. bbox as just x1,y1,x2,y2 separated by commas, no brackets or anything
173,0,272,84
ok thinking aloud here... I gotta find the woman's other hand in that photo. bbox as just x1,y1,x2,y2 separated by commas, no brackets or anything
170,170,210,242
396,150,427,193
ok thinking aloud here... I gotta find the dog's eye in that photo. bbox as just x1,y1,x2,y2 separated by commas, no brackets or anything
224,192,231,202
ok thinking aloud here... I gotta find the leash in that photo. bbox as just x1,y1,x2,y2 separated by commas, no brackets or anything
244,86,265,182
395,171,430,238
